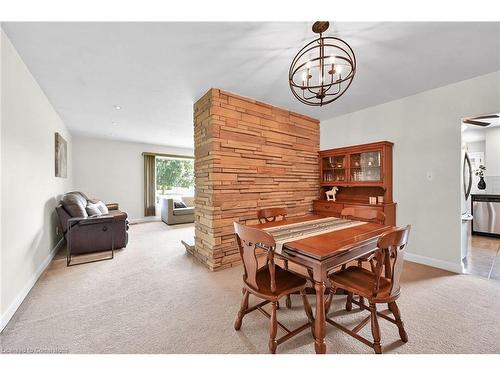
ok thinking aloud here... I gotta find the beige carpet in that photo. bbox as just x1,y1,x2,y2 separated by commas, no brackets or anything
1,221,500,354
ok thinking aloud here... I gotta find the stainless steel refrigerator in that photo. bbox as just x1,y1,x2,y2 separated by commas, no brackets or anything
461,150,473,261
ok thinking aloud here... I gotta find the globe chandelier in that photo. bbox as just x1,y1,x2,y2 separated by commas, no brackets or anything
289,21,357,106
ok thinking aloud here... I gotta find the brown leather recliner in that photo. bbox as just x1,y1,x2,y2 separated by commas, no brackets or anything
56,192,129,257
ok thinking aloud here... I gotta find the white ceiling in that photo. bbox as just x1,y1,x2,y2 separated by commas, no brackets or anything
3,22,500,149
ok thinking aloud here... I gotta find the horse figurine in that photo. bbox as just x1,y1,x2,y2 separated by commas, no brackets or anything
325,186,339,202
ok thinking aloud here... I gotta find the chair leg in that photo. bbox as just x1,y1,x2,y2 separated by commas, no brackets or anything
234,290,250,331
359,295,365,307
369,258,376,273
301,290,315,339
346,292,353,311
370,303,382,354
284,260,292,309
301,290,314,322
325,287,335,315
269,301,278,354
388,301,408,342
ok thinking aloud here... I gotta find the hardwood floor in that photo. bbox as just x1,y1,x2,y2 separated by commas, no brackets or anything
464,235,500,280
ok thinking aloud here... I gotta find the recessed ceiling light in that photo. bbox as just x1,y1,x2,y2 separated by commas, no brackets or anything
112,121,118,126
114,105,121,110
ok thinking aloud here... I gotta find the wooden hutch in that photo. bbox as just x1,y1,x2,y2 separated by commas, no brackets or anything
313,141,396,225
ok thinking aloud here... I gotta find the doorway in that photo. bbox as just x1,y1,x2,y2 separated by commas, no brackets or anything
461,112,500,280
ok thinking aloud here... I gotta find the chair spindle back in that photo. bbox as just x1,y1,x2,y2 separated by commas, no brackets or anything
372,225,411,297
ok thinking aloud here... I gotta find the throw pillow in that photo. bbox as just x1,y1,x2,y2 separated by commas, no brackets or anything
86,203,102,217
174,200,187,209
95,201,109,214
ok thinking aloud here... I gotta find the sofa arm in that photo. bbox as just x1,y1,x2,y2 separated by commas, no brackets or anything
78,215,114,226
106,203,119,211
68,215,114,227
66,215,117,257
160,198,175,224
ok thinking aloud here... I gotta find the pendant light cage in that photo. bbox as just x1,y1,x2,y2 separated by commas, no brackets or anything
289,22,357,106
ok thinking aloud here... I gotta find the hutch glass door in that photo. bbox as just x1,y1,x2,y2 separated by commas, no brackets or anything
349,151,382,182
323,155,347,183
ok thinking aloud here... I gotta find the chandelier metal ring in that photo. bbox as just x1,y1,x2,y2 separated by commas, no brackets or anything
289,21,357,107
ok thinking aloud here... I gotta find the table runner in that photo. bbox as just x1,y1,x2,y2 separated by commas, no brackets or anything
263,217,366,253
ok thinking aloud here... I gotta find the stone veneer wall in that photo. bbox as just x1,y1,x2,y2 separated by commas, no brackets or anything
191,89,320,271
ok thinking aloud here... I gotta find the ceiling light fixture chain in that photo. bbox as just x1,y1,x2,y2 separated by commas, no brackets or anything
289,21,357,107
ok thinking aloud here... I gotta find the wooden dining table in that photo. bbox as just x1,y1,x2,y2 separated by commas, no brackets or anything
250,213,394,354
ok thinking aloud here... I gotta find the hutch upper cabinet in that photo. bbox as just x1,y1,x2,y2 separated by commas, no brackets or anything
314,141,396,225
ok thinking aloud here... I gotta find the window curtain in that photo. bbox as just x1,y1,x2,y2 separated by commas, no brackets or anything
144,154,156,216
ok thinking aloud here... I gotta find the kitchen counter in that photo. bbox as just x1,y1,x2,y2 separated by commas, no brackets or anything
471,194,500,237
471,194,500,199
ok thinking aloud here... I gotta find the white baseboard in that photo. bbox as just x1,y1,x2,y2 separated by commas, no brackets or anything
404,252,463,274
0,237,64,332
129,216,161,225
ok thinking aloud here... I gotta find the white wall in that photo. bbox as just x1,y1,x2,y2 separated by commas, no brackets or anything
0,28,3,334
484,127,500,194
466,140,485,155
485,127,500,176
72,135,193,221
321,71,500,273
1,30,73,329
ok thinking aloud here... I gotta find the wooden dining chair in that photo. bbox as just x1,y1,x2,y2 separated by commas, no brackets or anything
325,225,411,354
341,207,386,272
233,222,314,354
257,207,288,224
341,207,386,225
256,207,293,309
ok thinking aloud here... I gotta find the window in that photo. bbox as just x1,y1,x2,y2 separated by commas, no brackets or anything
155,156,195,210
